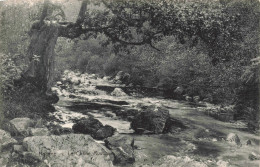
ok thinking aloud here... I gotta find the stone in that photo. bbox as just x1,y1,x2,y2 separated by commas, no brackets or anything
246,139,252,145
216,160,229,167
23,134,114,167
0,152,11,167
131,105,170,134
9,118,35,136
193,96,200,103
203,94,213,103
69,94,77,98
141,155,208,167
45,93,59,104
30,128,50,136
114,71,124,81
13,145,24,153
72,117,103,135
111,88,127,96
105,135,135,165
22,151,42,164
163,117,188,133
35,119,45,128
136,103,149,110
114,71,130,84
249,152,260,160
115,109,139,119
51,87,62,96
56,81,62,86
93,125,116,140
226,133,240,145
0,129,17,151
185,96,192,102
174,86,184,95
47,123,73,135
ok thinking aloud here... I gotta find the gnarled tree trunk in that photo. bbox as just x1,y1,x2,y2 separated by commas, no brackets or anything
22,21,59,92
21,0,88,93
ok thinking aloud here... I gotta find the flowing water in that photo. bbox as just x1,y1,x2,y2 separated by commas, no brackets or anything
49,71,260,167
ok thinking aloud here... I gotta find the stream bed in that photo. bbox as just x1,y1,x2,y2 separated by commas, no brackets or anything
49,71,260,167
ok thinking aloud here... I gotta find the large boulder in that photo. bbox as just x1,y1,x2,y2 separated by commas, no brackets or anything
72,117,103,135
23,134,114,167
9,118,35,136
105,135,135,165
111,88,127,97
0,129,17,151
141,155,208,167
93,125,116,140
130,105,170,134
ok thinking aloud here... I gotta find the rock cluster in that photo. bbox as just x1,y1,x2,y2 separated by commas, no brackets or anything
202,106,234,122
23,134,114,167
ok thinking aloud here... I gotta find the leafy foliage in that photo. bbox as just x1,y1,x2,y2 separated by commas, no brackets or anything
0,53,27,92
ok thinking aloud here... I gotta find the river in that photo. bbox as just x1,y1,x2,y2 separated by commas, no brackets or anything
49,71,260,167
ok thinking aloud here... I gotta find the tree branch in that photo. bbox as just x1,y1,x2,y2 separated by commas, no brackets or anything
150,42,160,51
58,22,111,39
40,0,49,24
76,0,88,25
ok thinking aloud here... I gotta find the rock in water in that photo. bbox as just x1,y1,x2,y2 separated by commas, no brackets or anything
93,125,116,140
249,152,260,160
111,88,127,96
9,118,35,136
163,117,188,133
246,139,252,145
72,117,103,135
0,129,17,151
105,135,135,165
226,133,240,145
23,134,114,167
131,105,170,134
